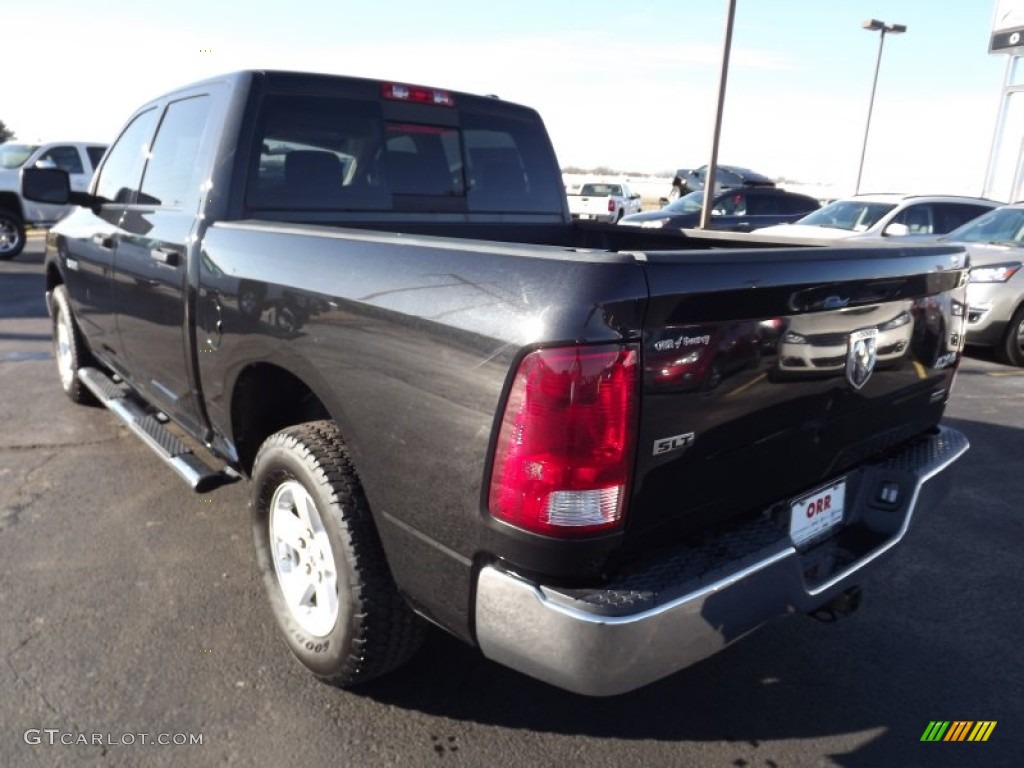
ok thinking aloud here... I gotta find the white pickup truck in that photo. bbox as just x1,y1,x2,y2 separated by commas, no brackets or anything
0,141,107,259
567,181,643,223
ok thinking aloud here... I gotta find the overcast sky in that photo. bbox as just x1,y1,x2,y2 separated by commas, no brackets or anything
1,1,1012,196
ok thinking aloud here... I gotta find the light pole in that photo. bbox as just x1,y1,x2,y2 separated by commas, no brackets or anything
855,18,906,195
698,0,737,229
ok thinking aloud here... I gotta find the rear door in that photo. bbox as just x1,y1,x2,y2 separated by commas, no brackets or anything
114,93,215,434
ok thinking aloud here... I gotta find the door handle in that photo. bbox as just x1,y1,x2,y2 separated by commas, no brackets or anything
150,247,180,267
91,234,115,249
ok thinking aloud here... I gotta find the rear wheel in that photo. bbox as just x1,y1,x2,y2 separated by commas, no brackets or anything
50,285,95,404
998,304,1024,366
0,210,25,260
251,421,426,687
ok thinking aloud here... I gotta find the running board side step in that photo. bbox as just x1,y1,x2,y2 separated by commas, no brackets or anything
78,367,239,493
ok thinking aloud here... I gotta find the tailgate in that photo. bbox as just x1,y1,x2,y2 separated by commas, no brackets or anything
628,243,968,547
568,195,610,216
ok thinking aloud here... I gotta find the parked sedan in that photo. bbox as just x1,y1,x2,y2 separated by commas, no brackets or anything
756,194,999,241
939,204,1024,366
619,187,820,232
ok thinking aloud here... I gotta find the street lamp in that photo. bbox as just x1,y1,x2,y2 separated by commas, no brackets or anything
855,18,907,194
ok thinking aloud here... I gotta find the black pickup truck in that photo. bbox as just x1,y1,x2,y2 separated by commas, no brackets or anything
24,70,969,696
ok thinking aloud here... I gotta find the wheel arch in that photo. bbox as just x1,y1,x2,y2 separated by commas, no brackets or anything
0,191,25,221
1000,297,1024,366
228,360,339,475
45,260,63,293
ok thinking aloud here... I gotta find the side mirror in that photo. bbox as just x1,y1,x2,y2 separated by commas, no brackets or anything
22,167,72,204
884,222,909,237
22,167,97,210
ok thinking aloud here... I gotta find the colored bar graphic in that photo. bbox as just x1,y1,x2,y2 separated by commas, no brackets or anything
921,721,950,741
944,721,972,741
968,721,997,742
921,720,997,742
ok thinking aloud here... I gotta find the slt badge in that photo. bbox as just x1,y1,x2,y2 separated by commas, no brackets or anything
846,328,878,390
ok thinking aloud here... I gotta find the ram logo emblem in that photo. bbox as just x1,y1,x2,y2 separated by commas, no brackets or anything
846,328,879,390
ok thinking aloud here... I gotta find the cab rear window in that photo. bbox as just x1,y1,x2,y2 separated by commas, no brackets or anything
246,93,562,214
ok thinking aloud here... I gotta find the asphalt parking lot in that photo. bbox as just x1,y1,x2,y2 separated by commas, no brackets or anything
1,236,1021,768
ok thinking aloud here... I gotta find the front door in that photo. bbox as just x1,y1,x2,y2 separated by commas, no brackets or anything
60,108,160,373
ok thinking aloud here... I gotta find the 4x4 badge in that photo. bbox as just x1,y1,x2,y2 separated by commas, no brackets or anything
846,328,879,390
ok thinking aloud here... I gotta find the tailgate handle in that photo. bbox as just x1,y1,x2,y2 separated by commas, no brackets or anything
150,247,179,267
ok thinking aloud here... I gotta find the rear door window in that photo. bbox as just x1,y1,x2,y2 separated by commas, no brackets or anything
744,192,777,215
139,95,213,208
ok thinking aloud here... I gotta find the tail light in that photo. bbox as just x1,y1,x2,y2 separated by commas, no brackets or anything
488,343,639,537
381,82,455,107
607,199,616,213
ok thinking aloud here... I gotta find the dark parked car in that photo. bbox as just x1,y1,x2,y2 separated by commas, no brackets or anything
619,187,820,231
669,164,775,201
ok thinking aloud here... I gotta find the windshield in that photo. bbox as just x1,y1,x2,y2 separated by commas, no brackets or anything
662,190,706,215
0,144,38,169
798,200,896,231
944,207,1024,246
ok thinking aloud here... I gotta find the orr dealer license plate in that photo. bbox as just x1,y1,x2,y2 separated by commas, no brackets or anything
789,479,845,548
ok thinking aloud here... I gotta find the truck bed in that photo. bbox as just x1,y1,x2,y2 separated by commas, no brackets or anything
197,218,966,609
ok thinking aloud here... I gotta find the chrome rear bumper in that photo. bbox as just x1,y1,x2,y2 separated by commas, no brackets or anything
475,426,968,696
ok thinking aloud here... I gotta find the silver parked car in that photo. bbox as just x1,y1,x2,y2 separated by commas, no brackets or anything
940,204,1024,366
755,194,1000,241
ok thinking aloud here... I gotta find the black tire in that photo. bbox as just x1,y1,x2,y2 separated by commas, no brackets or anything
0,209,26,260
998,303,1024,367
251,421,426,687
50,285,95,404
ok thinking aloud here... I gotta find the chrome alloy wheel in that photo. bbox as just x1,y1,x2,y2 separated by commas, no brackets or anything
269,480,340,637
54,307,75,391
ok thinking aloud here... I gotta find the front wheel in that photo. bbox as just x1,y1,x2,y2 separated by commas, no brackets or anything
0,210,26,260
50,285,95,404
998,304,1024,366
251,421,426,687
